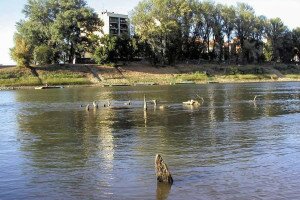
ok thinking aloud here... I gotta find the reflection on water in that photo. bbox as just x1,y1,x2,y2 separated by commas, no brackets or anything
156,182,171,200
0,82,299,199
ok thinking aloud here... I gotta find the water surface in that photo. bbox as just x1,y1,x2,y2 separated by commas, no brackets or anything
0,82,300,199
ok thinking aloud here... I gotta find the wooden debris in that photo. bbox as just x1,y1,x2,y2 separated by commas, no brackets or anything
155,154,173,184
144,95,147,110
152,99,157,107
124,100,131,105
93,101,98,109
182,99,200,106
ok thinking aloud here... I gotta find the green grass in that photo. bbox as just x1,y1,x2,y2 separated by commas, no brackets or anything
284,74,300,79
174,71,207,82
126,76,174,85
215,74,278,82
0,68,41,86
0,77,41,86
39,72,91,85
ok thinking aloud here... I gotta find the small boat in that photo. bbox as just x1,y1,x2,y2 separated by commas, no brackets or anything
35,86,64,90
207,81,219,84
175,81,195,85
134,82,158,86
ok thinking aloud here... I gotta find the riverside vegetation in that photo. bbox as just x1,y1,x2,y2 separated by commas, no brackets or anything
2,0,300,88
0,63,299,88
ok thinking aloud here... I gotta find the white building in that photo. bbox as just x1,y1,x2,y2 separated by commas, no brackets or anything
99,11,130,36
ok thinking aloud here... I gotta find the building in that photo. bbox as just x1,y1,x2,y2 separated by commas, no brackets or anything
99,11,130,36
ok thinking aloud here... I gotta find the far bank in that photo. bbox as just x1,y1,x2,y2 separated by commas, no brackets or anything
0,62,299,89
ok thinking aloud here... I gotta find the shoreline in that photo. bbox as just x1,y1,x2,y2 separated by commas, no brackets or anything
0,63,299,90
1,79,299,91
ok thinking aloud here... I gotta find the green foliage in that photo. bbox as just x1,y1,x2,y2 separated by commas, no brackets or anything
227,66,239,75
131,0,300,65
93,35,118,64
10,34,32,67
33,45,53,65
93,35,140,64
11,0,103,65
265,18,288,62
131,0,189,65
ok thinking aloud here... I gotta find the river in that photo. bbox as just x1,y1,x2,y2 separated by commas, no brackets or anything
0,82,300,199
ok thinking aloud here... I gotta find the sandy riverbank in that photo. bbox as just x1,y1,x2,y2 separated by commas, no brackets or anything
0,62,299,90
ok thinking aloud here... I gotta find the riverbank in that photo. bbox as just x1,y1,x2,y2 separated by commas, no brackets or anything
0,62,299,89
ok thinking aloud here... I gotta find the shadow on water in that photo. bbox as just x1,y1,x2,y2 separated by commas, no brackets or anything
156,182,172,200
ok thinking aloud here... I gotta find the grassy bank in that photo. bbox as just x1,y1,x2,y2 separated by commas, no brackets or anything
0,67,40,86
36,65,92,85
0,63,299,88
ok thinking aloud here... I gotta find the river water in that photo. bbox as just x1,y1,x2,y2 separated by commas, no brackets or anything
0,82,300,200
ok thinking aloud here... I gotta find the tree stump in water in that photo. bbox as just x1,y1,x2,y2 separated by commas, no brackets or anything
155,154,173,184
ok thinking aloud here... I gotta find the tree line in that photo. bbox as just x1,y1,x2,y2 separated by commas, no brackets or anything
10,0,300,67
131,0,300,65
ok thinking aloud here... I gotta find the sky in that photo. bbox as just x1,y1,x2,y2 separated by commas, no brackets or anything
0,0,299,65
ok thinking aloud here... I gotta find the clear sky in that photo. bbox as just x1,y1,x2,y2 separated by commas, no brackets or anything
0,0,299,65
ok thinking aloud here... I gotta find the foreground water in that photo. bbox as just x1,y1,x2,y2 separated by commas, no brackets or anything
0,82,300,200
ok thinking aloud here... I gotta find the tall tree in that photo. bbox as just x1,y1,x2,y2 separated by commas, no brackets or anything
10,0,103,66
131,0,188,65
234,3,256,63
265,18,288,62
221,5,236,62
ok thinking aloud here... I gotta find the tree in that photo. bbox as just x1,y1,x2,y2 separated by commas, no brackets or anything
93,35,118,64
130,0,295,65
131,0,187,65
292,28,300,62
51,0,102,63
265,18,288,62
33,45,53,65
10,0,103,66
10,34,32,67
234,3,256,63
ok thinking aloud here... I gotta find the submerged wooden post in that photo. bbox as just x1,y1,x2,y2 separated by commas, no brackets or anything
93,101,98,109
144,94,147,110
153,99,157,107
155,154,173,184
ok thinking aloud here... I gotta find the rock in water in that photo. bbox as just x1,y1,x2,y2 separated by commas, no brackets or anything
155,154,173,184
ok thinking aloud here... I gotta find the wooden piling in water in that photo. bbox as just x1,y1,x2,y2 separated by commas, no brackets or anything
144,95,147,110
93,101,98,109
86,104,90,111
155,154,173,184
